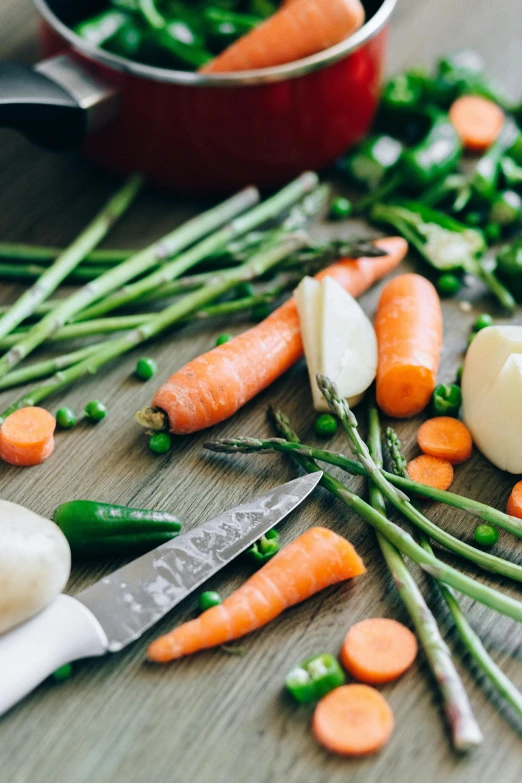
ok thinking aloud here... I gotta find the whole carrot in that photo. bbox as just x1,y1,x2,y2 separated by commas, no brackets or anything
147,526,365,662
144,237,407,435
375,274,442,418
200,0,365,73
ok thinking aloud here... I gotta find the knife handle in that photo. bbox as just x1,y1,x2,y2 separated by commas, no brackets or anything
0,595,108,717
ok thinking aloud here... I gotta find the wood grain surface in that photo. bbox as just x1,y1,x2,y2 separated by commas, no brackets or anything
0,1,521,781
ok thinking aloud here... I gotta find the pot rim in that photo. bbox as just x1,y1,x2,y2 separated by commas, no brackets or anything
34,0,396,88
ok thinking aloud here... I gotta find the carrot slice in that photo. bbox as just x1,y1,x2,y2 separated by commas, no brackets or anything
0,407,56,467
341,618,418,684
312,684,394,756
147,527,365,662
506,481,522,519
375,274,443,419
201,0,365,73
152,237,407,435
449,96,504,152
406,454,454,491
417,416,472,465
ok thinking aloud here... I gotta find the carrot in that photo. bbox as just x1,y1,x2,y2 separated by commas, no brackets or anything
507,481,522,519
406,454,454,491
200,0,365,74
417,416,472,465
147,527,365,662
312,684,394,756
449,95,504,152
151,236,407,435
0,407,55,467
340,618,418,684
375,273,443,419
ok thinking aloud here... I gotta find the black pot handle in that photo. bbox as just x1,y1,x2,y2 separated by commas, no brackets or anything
0,55,119,151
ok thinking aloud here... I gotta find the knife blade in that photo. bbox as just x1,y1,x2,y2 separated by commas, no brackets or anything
77,471,322,652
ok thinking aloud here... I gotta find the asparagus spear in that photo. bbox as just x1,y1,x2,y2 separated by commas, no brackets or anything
386,427,522,723
0,232,308,421
0,242,134,266
315,376,522,582
0,346,101,391
204,435,522,621
0,262,115,283
0,175,143,344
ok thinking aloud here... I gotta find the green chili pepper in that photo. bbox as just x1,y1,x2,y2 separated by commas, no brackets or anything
400,112,463,190
285,654,346,703
75,10,130,47
142,21,212,69
499,156,522,189
104,20,144,59
436,50,515,109
471,119,520,200
431,383,462,417
340,135,403,191
53,500,182,556
246,528,280,564
204,6,260,33
381,74,424,113
489,190,522,227
495,234,522,302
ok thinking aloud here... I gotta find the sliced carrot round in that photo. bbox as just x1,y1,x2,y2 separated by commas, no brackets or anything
506,481,522,519
406,454,454,491
341,618,418,684
449,95,504,152
0,407,56,467
312,684,394,756
417,416,472,464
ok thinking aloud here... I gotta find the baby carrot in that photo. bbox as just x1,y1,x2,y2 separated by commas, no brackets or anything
149,237,407,435
340,618,418,684
312,684,394,756
449,96,504,152
417,417,473,465
200,0,365,73
147,527,365,662
0,407,55,466
375,274,443,419
406,454,454,491
506,481,522,519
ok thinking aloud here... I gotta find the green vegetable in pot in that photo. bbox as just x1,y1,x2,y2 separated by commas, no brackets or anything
53,500,182,556
104,20,144,58
246,528,280,563
431,383,462,417
75,10,130,47
143,21,213,69
286,654,346,703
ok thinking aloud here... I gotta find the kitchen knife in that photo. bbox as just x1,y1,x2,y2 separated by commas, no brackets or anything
0,471,322,716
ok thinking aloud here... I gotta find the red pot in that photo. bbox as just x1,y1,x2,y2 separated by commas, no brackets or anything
1,0,396,194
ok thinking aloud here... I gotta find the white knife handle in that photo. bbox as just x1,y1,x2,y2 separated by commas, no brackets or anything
0,595,108,717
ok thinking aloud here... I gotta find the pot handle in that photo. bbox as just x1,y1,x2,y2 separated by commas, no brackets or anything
0,55,119,151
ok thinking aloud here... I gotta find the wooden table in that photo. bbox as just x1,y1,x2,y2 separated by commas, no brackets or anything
1,1,521,781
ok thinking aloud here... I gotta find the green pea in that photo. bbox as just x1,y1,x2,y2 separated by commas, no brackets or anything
135,357,158,381
456,364,464,384
215,333,233,346
329,196,352,220
314,414,338,438
437,273,460,297
56,407,77,430
52,664,73,682
251,302,271,321
84,400,107,422
484,222,501,244
474,524,499,547
472,313,493,332
149,432,172,454
235,282,254,299
198,590,222,612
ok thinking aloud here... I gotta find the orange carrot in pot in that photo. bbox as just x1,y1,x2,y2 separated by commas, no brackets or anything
340,618,418,684
147,527,365,662
417,417,473,465
200,0,365,74
406,455,454,491
150,236,407,435
0,407,55,467
449,96,504,152
312,684,394,756
375,274,443,418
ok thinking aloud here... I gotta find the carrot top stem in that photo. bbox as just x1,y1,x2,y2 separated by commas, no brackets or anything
314,375,522,582
386,426,522,724
368,406,482,751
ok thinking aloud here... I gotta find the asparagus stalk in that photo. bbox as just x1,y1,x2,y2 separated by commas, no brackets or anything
0,242,134,266
370,408,482,749
0,184,261,379
0,175,143,345
315,376,522,582
204,434,522,622
74,174,321,321
386,427,522,723
0,233,307,421
0,262,115,283
0,345,101,391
